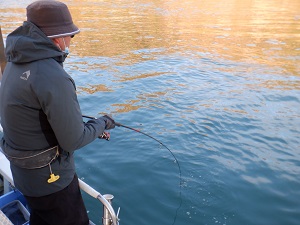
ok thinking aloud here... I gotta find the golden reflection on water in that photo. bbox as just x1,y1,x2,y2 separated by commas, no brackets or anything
1,0,299,73
111,100,141,113
78,84,113,94
2,2,299,54
116,71,171,82
66,0,300,76
1,0,299,106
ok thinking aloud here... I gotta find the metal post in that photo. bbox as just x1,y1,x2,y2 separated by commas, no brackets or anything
102,194,114,225
0,26,6,79
3,177,11,194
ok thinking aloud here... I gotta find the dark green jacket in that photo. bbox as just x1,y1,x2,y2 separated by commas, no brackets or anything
0,21,106,196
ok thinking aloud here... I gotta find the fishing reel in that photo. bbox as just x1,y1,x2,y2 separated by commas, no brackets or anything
99,132,110,141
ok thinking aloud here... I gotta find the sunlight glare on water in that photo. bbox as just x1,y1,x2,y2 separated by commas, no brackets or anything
0,0,300,225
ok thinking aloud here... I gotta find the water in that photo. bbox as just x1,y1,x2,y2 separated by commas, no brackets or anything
1,0,300,225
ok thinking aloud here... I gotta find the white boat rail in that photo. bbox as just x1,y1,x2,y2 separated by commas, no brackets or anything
78,179,119,225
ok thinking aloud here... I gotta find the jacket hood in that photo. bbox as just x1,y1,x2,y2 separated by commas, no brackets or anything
5,21,66,63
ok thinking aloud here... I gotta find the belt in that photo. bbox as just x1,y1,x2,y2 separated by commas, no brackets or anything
2,145,60,169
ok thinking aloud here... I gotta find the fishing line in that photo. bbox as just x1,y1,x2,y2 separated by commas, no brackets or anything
82,115,182,225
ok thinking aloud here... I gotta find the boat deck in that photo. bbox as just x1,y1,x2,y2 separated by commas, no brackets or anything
0,210,13,225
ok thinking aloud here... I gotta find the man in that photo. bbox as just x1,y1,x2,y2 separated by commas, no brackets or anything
0,1,115,224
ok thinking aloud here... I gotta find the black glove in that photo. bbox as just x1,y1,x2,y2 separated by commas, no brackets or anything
102,115,115,130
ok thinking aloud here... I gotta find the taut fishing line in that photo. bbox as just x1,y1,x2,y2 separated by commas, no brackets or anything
82,115,182,225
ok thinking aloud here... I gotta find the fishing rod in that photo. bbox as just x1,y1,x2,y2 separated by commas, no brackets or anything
82,114,182,225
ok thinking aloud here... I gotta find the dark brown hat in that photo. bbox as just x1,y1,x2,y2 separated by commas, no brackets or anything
27,0,80,38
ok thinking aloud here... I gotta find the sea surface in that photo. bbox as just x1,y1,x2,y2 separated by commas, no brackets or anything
0,0,300,225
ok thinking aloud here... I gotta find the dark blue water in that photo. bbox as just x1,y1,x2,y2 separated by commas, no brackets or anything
69,51,300,225
1,1,300,225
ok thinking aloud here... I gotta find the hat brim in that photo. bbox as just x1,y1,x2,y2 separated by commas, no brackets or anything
46,23,80,38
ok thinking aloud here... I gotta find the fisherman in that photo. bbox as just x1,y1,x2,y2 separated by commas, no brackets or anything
0,1,115,224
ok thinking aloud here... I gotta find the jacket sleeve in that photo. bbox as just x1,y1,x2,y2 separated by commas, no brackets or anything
34,62,106,152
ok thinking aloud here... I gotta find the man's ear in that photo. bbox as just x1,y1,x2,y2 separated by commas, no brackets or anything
51,38,61,49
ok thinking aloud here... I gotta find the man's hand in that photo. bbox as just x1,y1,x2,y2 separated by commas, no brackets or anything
102,115,115,130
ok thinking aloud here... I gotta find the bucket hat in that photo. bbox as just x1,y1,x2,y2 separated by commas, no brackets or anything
26,0,80,38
